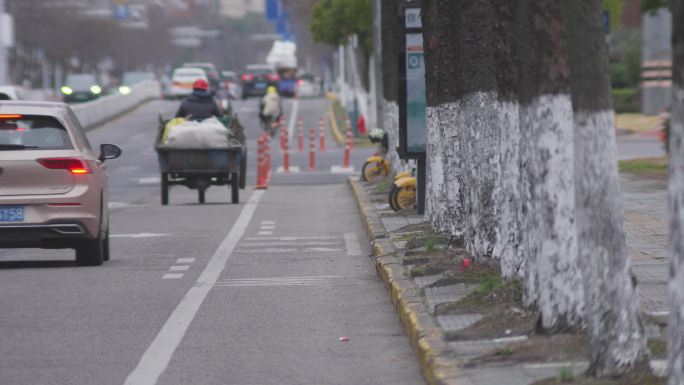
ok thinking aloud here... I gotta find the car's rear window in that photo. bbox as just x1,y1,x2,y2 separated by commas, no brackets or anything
173,69,206,80
0,115,72,150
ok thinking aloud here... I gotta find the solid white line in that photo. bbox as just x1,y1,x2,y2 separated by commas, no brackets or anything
240,241,340,247
169,265,190,272
276,166,301,173
287,99,299,142
257,231,273,235
344,233,362,256
175,258,195,264
244,236,338,241
218,276,341,282
330,165,356,174
523,361,587,370
123,190,264,385
162,273,184,280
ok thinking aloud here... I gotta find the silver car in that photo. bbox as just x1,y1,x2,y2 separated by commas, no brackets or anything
0,101,121,266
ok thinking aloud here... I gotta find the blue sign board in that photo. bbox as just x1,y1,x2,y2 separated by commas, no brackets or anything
266,0,279,21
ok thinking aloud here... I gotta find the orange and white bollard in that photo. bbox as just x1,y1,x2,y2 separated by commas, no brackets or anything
343,134,351,169
319,117,326,152
297,119,304,153
283,135,290,173
256,133,270,189
309,128,316,172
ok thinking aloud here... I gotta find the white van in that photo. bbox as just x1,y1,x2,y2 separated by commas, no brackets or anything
170,68,208,99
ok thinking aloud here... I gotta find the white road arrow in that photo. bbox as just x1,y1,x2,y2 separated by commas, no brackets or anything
111,233,169,239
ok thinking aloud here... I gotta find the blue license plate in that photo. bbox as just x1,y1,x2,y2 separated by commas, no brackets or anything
0,206,24,222
255,82,266,89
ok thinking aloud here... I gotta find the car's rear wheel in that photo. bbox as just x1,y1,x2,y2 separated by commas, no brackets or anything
76,237,104,266
102,228,110,262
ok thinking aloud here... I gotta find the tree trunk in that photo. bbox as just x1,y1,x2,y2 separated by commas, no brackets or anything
517,0,584,330
562,0,649,376
380,0,402,173
668,1,684,384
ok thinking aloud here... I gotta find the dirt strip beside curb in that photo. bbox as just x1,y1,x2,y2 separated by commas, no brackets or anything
348,177,470,385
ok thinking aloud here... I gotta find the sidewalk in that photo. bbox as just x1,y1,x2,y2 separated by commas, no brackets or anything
349,173,669,385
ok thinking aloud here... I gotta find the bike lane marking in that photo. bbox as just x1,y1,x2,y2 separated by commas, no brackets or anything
123,190,265,385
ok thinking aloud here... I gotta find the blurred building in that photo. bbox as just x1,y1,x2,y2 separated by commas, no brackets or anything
220,0,264,18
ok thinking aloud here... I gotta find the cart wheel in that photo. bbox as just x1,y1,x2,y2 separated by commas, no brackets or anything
161,172,169,206
198,189,206,204
231,172,239,204
240,148,247,189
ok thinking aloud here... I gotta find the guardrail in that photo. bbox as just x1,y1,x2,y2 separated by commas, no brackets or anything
71,80,161,130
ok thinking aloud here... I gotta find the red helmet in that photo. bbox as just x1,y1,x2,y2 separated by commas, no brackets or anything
192,79,209,90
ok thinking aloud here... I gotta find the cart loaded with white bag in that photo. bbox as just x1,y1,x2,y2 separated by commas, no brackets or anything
155,114,247,205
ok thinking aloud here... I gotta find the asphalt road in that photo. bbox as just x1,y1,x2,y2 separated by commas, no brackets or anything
0,98,421,385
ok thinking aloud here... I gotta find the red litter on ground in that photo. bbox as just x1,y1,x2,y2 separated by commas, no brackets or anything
463,258,472,267
338,336,350,342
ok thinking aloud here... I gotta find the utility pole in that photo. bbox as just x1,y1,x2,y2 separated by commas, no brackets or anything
0,0,7,85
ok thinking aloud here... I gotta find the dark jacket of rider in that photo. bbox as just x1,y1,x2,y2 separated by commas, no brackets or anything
175,90,222,120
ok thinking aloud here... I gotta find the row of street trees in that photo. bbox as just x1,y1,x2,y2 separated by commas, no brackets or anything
308,0,683,381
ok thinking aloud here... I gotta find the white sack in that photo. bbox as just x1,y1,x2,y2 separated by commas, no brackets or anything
165,117,230,148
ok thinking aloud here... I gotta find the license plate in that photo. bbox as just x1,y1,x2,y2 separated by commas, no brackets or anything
0,206,24,222
255,82,266,89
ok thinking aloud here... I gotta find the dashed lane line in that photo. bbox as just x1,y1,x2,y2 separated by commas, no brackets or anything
161,273,184,280
169,265,190,272
124,190,264,385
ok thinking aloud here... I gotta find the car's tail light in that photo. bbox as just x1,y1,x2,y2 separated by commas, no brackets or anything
37,158,92,175
241,74,255,81
267,74,280,81
0,114,22,119
297,80,305,86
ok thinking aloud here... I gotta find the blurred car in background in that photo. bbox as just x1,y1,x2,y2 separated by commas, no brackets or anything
220,71,242,100
240,64,279,99
61,74,103,103
183,62,220,92
118,71,156,95
170,67,208,99
0,101,122,266
0,86,22,100
296,73,322,98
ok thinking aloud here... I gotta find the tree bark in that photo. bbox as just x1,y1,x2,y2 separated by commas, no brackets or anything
668,1,684,384
380,0,402,173
562,0,649,376
516,0,584,330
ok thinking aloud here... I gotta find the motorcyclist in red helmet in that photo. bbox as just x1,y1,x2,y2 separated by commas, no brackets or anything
175,79,222,120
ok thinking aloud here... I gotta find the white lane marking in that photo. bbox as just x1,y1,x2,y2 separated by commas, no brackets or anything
111,233,169,239
176,258,195,264
244,236,338,241
169,265,190,272
287,99,299,142
123,190,264,385
344,233,362,256
260,225,275,230
240,241,340,247
261,221,276,225
162,273,184,280
214,275,341,287
236,248,343,254
258,231,273,235
136,177,161,184
109,202,131,209
331,165,356,174
276,166,301,173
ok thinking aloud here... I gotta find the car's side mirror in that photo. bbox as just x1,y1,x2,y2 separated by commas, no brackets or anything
99,143,122,162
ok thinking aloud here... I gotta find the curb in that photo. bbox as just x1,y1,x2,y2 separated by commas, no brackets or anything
328,105,345,145
348,177,466,385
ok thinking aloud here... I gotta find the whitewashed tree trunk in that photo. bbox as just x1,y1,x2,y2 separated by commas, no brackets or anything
383,100,403,173
426,106,449,233
519,95,584,330
668,2,684,384
563,0,648,375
